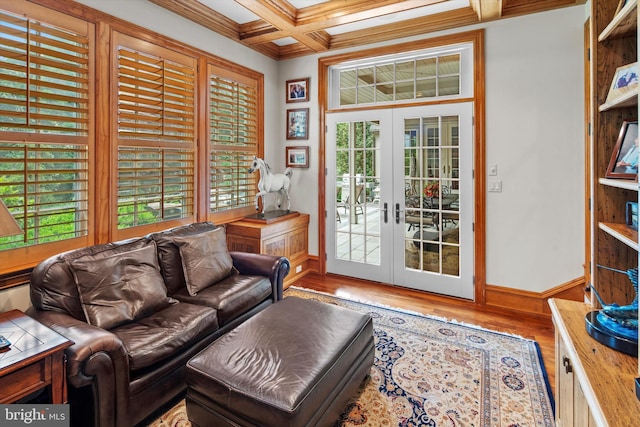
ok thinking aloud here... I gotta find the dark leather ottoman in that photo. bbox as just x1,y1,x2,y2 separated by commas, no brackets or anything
185,296,374,427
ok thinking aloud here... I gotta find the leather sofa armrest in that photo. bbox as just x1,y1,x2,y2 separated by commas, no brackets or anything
26,309,130,427
229,252,290,301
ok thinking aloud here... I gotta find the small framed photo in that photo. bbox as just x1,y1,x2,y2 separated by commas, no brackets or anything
286,108,309,140
286,146,309,168
606,119,638,179
286,78,309,103
606,62,638,104
626,201,638,230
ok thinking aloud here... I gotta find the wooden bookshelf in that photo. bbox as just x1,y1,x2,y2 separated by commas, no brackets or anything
550,299,640,426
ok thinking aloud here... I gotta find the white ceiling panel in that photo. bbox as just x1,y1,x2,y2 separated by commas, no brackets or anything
196,0,259,24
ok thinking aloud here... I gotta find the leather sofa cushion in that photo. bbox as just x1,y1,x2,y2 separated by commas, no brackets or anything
173,227,235,296
70,241,175,330
148,222,217,296
30,237,149,321
112,301,219,371
172,274,271,326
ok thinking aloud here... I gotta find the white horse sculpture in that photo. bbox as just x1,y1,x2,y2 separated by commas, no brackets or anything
248,157,292,214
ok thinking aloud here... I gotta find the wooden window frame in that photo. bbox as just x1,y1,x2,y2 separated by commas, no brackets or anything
203,61,264,223
111,32,198,240
0,0,95,274
207,64,262,223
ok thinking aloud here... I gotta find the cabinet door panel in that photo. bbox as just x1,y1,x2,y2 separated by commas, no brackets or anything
288,227,308,261
263,235,287,256
556,335,574,426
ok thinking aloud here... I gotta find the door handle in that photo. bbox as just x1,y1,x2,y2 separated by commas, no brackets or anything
383,202,388,223
395,203,400,224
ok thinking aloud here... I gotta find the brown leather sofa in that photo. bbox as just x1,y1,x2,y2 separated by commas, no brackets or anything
27,222,290,427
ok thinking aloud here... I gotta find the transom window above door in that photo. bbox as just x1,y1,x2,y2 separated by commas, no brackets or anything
329,43,474,108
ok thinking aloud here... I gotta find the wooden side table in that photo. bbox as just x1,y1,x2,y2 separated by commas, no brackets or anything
0,310,73,404
226,212,310,286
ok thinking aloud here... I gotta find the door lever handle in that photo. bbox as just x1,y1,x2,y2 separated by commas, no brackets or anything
383,202,388,223
395,203,400,224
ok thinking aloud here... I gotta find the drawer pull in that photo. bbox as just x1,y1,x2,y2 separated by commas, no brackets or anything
562,356,573,373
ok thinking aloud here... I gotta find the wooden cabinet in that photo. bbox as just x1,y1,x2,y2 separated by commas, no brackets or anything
0,310,72,404
226,212,310,286
556,326,598,427
550,299,640,426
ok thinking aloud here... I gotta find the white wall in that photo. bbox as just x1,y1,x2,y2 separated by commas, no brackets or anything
483,7,585,292
278,5,586,293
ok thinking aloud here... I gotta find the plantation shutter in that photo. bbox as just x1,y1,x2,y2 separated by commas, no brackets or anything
115,33,196,231
209,65,258,217
0,3,92,268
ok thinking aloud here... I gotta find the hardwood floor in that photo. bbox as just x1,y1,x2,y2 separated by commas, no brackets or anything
290,272,556,398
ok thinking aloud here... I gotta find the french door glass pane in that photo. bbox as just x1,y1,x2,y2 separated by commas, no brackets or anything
404,116,461,276
335,120,381,265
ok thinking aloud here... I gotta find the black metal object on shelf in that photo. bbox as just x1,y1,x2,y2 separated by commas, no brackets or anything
586,265,639,356
585,310,638,356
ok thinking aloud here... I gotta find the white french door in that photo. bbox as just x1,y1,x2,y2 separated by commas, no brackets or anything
326,110,394,284
325,103,474,299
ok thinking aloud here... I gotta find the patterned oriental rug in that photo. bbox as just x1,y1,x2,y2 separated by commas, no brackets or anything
148,287,555,427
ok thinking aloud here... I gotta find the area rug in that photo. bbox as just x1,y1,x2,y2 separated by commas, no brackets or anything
148,287,555,427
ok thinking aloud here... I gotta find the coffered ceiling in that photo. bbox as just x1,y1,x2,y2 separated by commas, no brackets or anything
147,0,586,60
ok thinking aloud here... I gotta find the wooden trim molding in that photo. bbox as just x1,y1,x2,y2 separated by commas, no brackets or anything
485,276,586,318
0,269,32,291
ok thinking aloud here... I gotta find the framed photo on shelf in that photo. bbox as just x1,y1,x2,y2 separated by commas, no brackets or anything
286,78,309,103
286,108,309,140
605,119,638,179
286,146,309,168
605,62,638,104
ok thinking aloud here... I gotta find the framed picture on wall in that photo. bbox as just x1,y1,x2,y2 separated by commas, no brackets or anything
286,78,309,103
286,108,309,140
286,146,309,168
605,119,638,179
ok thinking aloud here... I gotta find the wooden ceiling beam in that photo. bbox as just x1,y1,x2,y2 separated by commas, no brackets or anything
147,0,587,60
501,0,582,17
234,0,297,30
147,0,240,41
238,0,445,49
235,0,330,51
327,7,480,54
469,0,503,21
295,0,446,29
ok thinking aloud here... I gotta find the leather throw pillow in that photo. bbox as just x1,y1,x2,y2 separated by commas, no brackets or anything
172,227,235,296
70,242,174,330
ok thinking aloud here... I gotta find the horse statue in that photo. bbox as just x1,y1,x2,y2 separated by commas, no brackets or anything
248,157,293,214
